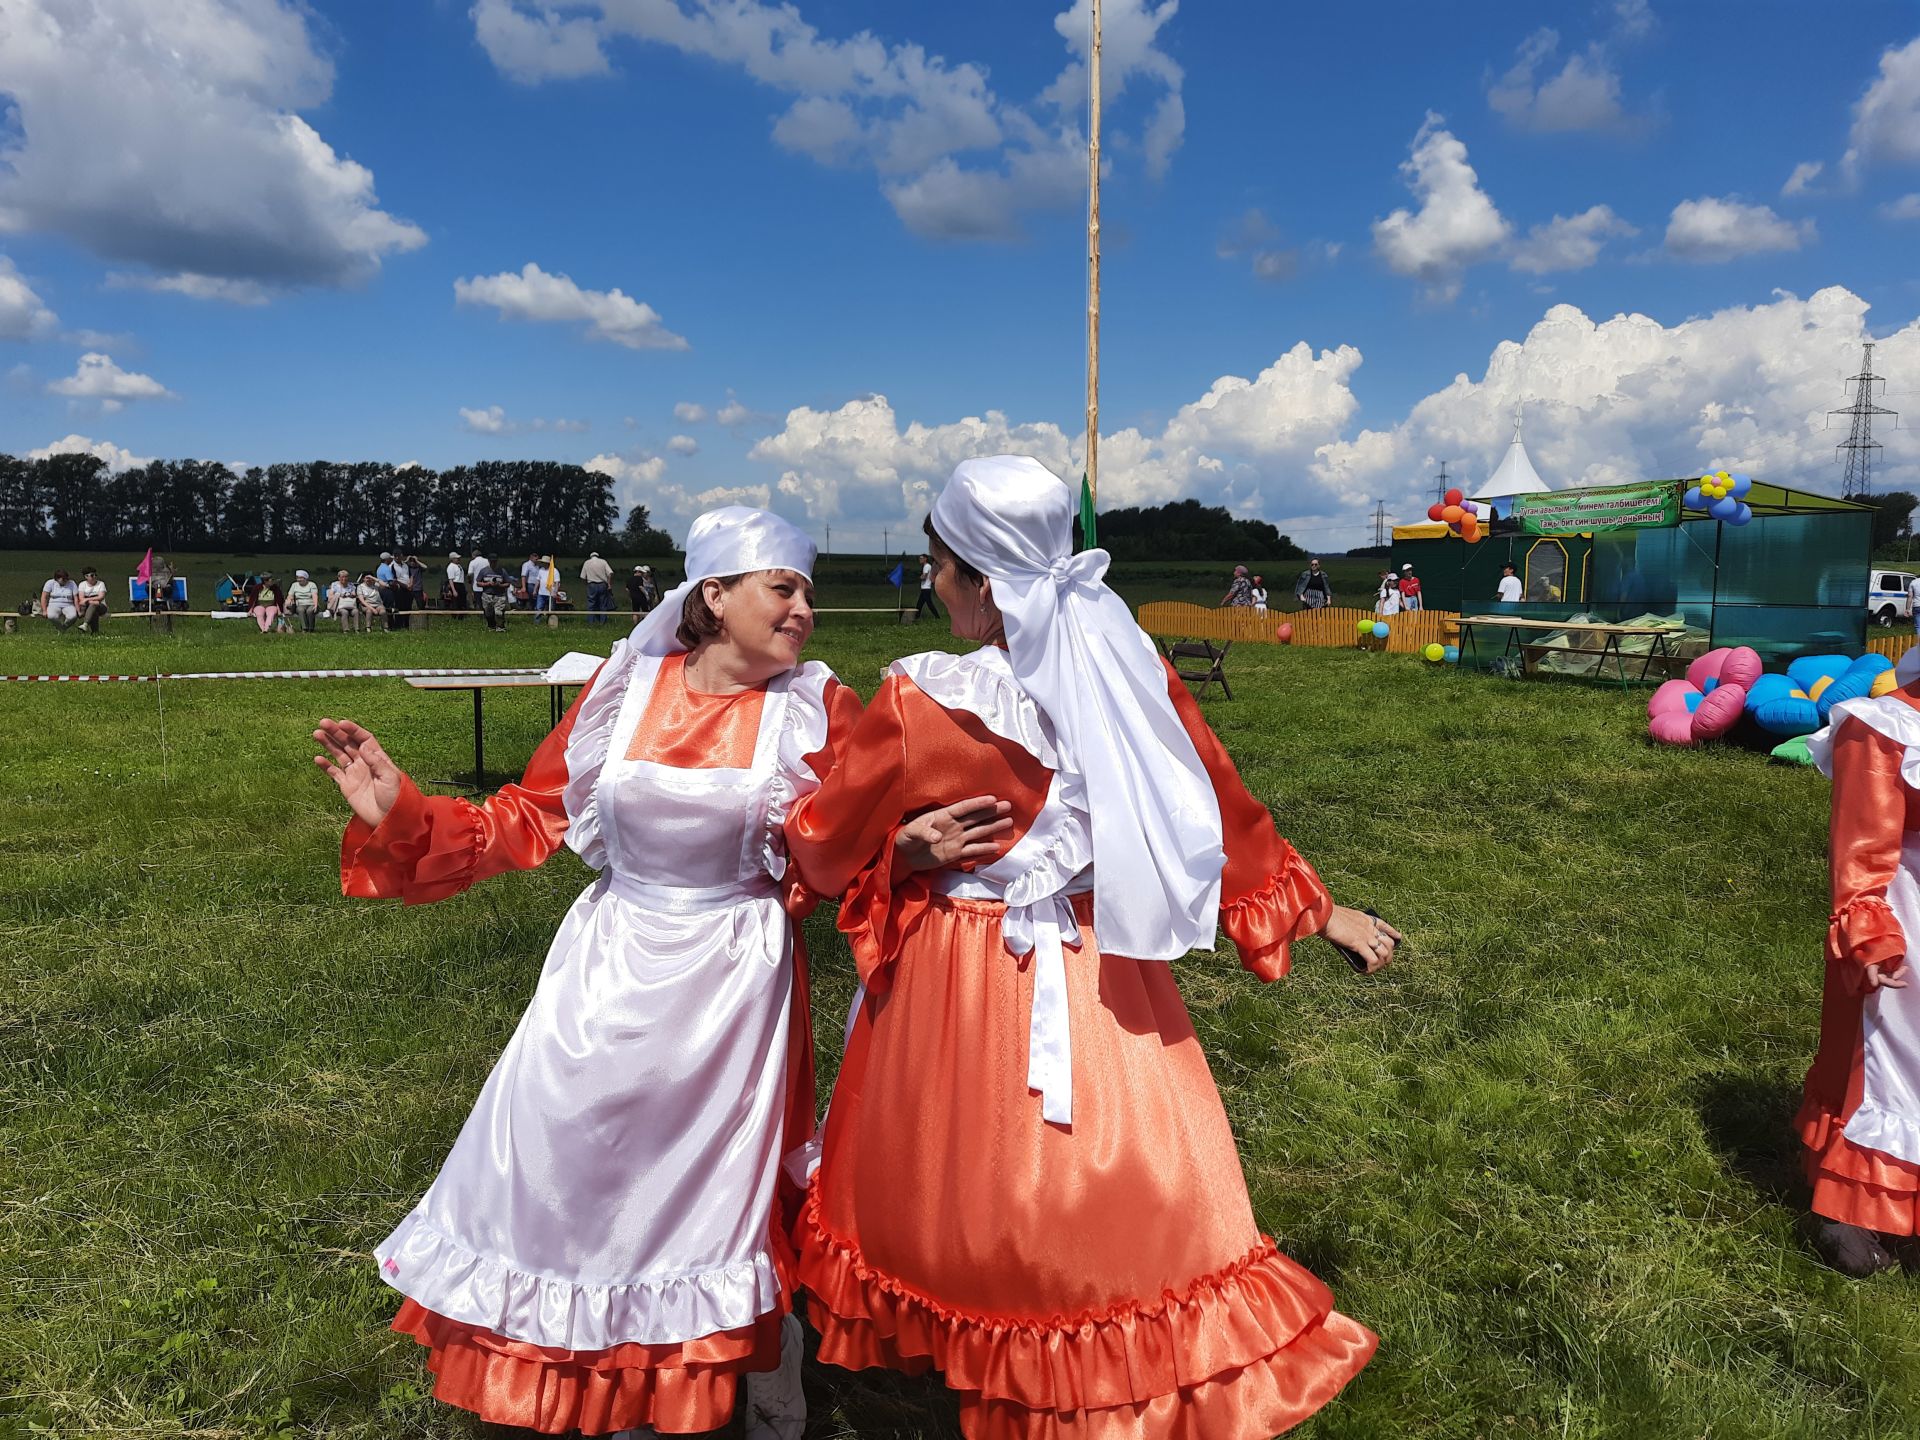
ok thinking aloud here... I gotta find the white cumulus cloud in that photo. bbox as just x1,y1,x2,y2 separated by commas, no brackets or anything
1884,193,1920,221
585,451,667,486
1782,161,1824,197
107,271,272,306
27,432,151,472
47,352,172,410
1663,196,1813,262
1843,34,1920,178
468,0,1183,242
1488,29,1629,132
454,262,688,350
0,0,425,293
674,401,709,422
1510,205,1637,274
0,256,57,340
668,434,699,455
460,404,588,434
1372,114,1511,302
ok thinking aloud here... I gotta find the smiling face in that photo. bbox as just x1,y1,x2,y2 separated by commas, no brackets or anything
703,568,816,681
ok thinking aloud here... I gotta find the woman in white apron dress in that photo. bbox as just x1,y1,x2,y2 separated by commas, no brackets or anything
312,509,876,1436
1800,650,1920,1276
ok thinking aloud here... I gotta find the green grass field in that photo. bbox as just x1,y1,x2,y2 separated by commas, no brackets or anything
3,599,1909,1440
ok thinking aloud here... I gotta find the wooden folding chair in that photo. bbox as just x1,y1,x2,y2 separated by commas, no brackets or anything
1162,639,1233,699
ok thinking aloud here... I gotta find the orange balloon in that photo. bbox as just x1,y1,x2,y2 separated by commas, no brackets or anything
1275,622,1293,643
1441,504,1464,524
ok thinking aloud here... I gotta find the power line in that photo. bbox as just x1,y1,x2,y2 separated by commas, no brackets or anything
1829,341,1899,499
1431,460,1451,504
1370,500,1388,547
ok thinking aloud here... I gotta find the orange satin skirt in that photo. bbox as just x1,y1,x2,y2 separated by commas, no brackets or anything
390,1298,781,1435
1798,958,1920,1235
796,893,1376,1440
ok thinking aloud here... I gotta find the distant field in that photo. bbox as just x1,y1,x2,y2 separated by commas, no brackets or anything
1,549,1388,624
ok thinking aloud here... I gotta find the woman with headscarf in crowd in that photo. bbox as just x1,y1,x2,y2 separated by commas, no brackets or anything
784,456,1398,1440
311,508,998,1439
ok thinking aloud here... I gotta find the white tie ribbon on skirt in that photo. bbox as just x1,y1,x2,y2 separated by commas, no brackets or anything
1002,892,1080,1127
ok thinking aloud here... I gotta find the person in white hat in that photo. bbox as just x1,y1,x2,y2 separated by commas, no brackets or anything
783,456,1397,1440
444,550,467,620
581,549,615,625
310,507,997,1439
285,569,321,633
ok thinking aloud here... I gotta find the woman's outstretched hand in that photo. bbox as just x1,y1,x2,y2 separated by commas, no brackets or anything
894,796,1015,873
312,718,406,830
1323,905,1402,975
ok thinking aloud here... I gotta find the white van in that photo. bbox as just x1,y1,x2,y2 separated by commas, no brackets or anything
1869,569,1919,626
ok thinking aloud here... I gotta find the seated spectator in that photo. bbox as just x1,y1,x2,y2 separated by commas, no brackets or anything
286,570,321,633
40,568,78,631
74,567,108,634
327,570,363,632
251,573,285,633
356,573,387,623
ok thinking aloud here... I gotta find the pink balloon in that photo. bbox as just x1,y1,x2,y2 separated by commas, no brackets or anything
1686,645,1762,692
1691,682,1747,740
1648,679,1694,718
1649,711,1699,746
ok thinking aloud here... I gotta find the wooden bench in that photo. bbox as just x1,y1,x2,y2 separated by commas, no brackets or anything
1162,638,1232,699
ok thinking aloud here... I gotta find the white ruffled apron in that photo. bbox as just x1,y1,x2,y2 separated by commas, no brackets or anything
376,654,803,1351
1811,695,1920,1166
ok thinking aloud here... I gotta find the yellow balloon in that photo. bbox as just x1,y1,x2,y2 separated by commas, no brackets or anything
1423,642,1445,662
1872,669,1901,698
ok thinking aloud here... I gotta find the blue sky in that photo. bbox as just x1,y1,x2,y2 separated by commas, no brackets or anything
3,0,1919,550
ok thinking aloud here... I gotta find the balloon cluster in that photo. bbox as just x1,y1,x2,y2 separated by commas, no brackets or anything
1686,471,1753,527
1426,487,1482,543
1357,618,1390,641
1422,642,1462,664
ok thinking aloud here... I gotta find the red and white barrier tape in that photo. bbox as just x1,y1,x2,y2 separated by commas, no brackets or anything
0,666,550,683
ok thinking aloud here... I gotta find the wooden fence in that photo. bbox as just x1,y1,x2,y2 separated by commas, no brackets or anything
1868,632,1917,662
1137,602,1460,656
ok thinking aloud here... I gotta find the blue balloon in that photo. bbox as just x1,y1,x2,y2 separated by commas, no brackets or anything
1442,645,1460,663
1724,502,1753,526
1371,621,1389,638
1684,486,1706,510
1730,473,1752,497
1709,495,1740,520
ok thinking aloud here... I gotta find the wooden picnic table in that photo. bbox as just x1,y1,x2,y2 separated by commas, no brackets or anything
1455,614,1685,685
406,674,581,789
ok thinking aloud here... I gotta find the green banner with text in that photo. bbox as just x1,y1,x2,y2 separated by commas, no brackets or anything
1512,480,1680,534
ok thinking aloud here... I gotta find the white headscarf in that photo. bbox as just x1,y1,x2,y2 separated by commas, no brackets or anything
629,506,816,656
930,455,1225,961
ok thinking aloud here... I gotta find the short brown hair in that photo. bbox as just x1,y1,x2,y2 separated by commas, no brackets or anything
676,572,746,648
922,517,983,585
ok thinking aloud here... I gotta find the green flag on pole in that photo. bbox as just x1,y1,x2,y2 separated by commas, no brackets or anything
1078,472,1098,550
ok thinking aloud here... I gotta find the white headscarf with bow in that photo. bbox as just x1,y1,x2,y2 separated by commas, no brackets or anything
930,455,1225,961
630,506,817,656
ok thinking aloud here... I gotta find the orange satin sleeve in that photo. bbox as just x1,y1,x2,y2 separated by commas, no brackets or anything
1828,715,1910,973
1162,661,1333,980
782,678,867,920
785,675,1052,990
340,679,596,905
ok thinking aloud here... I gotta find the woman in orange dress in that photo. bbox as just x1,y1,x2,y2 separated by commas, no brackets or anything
313,509,875,1438
785,456,1398,1439
1799,654,1920,1276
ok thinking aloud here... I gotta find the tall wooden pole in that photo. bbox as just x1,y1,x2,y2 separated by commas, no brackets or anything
1085,0,1102,509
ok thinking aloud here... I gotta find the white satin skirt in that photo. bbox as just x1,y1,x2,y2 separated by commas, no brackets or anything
375,871,794,1351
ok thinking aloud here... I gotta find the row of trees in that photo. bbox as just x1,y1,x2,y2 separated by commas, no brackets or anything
0,453,678,557
1089,499,1307,561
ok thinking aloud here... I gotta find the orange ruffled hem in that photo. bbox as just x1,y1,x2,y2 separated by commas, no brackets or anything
1219,855,1333,982
795,1191,1374,1437
1796,1096,1920,1236
391,1298,780,1435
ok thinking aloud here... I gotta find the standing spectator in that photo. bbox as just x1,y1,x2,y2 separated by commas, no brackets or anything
627,565,649,618
328,569,363,632
639,565,660,611
251,573,285,633
518,552,542,607
388,553,414,629
74,567,108,634
287,570,321,632
1374,568,1401,616
356,572,387,626
914,554,941,620
148,554,175,631
474,558,512,630
1908,572,1920,636
467,547,490,593
40,567,78,631
1496,563,1523,603
406,554,427,623
1250,575,1269,617
1219,564,1254,608
580,550,614,624
445,551,468,620
375,552,399,630
1293,558,1332,610
1397,563,1423,611
534,555,557,614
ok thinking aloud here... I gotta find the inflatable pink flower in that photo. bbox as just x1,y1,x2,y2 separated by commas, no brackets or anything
1648,646,1763,747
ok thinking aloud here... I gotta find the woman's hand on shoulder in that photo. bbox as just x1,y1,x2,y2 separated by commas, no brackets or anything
893,795,1014,873
312,718,406,829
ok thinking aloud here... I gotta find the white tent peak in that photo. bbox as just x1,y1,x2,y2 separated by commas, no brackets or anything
1473,404,1550,501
